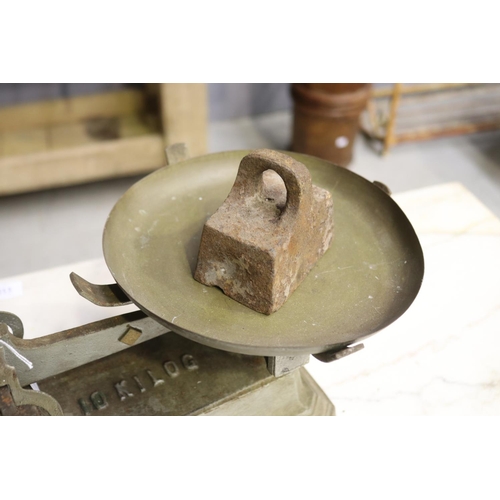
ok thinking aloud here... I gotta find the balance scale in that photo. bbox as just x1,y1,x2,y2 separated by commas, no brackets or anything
0,145,424,416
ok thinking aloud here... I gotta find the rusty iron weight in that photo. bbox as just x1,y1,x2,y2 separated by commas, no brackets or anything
102,149,424,357
194,149,334,315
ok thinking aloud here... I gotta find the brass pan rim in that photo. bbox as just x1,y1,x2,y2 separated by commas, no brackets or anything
103,150,424,356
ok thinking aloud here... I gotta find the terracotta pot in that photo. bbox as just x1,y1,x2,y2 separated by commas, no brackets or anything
291,83,371,167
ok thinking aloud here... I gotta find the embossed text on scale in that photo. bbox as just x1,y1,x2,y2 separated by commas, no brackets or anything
78,354,199,415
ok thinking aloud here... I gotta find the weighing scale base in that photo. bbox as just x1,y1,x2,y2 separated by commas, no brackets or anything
36,331,335,416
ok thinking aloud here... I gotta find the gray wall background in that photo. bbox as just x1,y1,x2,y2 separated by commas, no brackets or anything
208,83,291,120
0,83,292,121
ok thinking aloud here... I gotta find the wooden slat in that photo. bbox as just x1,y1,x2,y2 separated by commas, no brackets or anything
391,84,500,111
396,121,500,143
372,83,477,98
48,122,95,150
0,84,208,195
362,83,500,152
383,83,402,154
160,83,208,157
0,89,146,133
119,115,157,138
0,114,161,158
392,86,500,133
0,134,166,195
396,112,500,133
1,128,48,157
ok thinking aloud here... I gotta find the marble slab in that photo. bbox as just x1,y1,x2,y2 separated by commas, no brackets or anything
307,182,500,415
1,182,499,415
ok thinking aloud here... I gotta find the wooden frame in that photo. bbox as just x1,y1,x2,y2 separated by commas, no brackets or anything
361,83,500,155
0,84,208,195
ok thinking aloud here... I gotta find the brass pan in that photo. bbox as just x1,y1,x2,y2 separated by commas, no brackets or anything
103,150,424,356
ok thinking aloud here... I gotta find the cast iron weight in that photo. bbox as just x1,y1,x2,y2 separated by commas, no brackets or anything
194,149,334,315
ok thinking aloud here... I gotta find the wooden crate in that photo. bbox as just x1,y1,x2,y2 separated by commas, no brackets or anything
361,83,500,154
0,83,208,195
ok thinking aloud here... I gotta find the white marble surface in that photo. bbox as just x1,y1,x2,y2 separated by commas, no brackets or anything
1,182,499,415
307,182,500,415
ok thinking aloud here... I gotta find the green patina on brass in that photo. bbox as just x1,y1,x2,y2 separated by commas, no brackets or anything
103,150,424,357
37,333,334,416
